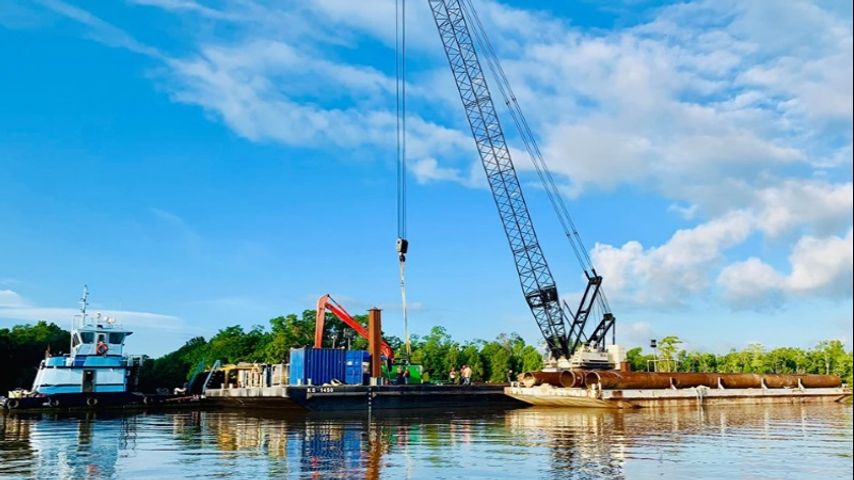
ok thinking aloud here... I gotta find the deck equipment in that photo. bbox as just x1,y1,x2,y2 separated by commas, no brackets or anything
314,294,394,360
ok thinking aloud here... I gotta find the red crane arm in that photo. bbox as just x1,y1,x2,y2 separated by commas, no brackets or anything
314,294,394,360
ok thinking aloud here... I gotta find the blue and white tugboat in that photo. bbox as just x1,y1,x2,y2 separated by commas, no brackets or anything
2,286,146,410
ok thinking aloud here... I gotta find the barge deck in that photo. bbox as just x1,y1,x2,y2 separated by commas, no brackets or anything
505,384,852,409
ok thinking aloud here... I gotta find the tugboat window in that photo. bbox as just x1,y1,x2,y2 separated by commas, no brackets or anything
71,333,81,348
109,333,124,344
80,332,95,343
97,333,106,344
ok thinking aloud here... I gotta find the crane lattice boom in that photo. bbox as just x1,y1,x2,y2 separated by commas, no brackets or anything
428,0,571,357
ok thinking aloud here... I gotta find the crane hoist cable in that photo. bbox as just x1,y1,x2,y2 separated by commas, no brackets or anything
395,0,411,359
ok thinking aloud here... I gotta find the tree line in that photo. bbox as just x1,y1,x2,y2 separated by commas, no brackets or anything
135,309,546,390
626,335,853,384
1,319,852,394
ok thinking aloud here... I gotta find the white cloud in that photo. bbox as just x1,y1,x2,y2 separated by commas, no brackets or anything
0,290,191,334
592,211,753,307
0,289,27,308
717,257,785,310
786,229,854,296
411,157,462,184
36,0,162,58
754,180,853,237
718,229,854,309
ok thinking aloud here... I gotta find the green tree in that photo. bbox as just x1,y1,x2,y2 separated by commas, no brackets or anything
0,321,69,393
519,345,544,372
626,347,649,372
657,336,682,372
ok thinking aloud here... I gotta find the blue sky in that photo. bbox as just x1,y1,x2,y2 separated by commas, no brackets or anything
1,0,852,357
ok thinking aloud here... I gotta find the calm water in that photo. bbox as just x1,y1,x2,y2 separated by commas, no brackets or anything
1,403,851,479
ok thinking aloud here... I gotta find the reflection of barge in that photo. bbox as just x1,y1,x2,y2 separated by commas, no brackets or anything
505,370,851,409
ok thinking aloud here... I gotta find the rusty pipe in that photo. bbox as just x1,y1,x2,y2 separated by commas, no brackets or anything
798,374,841,388
585,371,674,390
565,370,587,388
761,374,799,389
521,371,559,388
520,370,586,388
718,373,763,389
669,373,720,389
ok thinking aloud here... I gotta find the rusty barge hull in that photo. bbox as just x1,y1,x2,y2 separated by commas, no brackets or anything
504,385,852,409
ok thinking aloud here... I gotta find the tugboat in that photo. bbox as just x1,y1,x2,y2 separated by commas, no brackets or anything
2,286,147,410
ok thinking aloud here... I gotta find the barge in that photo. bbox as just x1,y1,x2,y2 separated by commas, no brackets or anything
506,370,851,409
204,383,525,411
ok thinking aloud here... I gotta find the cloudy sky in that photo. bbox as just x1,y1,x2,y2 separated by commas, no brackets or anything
1,0,851,356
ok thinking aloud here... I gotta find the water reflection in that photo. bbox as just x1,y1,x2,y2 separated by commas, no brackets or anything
2,403,851,479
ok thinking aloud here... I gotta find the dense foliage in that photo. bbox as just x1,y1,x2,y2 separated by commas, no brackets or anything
626,336,854,385
2,319,852,393
0,321,69,394
134,313,545,390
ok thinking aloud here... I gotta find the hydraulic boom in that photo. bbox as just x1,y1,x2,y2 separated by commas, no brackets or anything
314,294,394,360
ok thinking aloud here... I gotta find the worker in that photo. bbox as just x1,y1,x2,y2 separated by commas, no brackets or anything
395,365,405,385
506,369,514,384
403,367,410,385
461,365,472,386
449,366,457,384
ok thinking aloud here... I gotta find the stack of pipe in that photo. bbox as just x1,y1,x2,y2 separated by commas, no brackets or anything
583,371,842,390
519,369,842,390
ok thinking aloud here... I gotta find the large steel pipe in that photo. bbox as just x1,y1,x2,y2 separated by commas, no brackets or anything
585,371,673,390
798,374,841,388
520,370,586,388
565,369,587,388
669,373,720,388
761,374,799,389
521,371,554,388
521,371,562,388
718,373,763,389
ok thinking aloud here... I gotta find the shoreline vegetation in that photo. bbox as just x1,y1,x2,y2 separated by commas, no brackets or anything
2,316,852,394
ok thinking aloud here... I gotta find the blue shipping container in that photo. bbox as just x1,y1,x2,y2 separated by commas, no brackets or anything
289,347,346,385
344,350,370,385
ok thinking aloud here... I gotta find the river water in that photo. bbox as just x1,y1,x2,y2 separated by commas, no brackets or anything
1,403,851,479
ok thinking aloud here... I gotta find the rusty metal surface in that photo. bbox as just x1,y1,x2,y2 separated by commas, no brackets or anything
565,370,587,388
669,373,720,388
716,374,762,389
586,371,674,390
520,370,588,388
798,374,842,388
520,371,553,388
529,370,843,390
762,374,800,389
